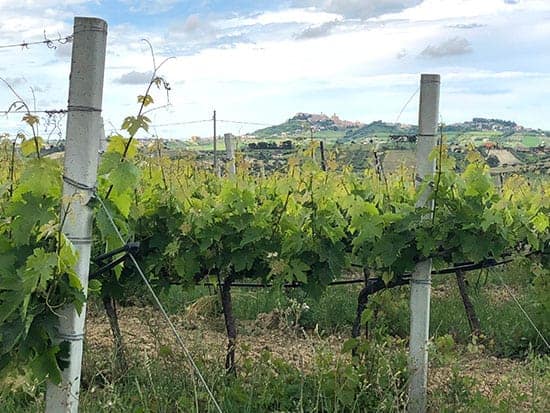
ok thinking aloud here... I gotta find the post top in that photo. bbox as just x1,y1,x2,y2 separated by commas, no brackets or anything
420,73,440,83
74,17,108,32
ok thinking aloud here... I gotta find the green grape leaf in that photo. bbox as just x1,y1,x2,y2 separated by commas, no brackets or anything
110,191,133,217
7,195,55,246
121,115,150,136
0,291,25,324
24,248,57,293
0,251,16,277
239,226,264,247
98,151,122,175
173,252,201,280
107,134,138,158
20,137,44,157
88,279,102,294
287,259,310,284
531,213,549,233
109,161,141,193
230,249,254,272
58,234,78,274
29,345,62,384
15,158,61,199
0,318,25,353
137,94,154,106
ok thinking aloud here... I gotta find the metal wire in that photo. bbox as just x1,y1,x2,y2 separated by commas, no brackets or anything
94,193,224,413
0,33,72,50
395,86,419,124
497,273,550,351
217,119,271,126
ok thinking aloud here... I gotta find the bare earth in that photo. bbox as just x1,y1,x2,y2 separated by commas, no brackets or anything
84,305,549,412
488,149,522,165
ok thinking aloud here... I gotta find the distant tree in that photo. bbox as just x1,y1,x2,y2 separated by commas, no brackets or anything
280,140,293,149
248,142,257,150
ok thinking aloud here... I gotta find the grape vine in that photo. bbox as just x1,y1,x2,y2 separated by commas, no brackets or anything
1,88,548,385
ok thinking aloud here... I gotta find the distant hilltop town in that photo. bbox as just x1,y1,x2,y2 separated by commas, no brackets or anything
291,112,364,129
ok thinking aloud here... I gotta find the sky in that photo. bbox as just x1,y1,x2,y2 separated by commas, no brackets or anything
1,0,550,140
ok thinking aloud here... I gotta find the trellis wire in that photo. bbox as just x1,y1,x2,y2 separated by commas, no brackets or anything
94,192,224,413
0,32,72,50
497,273,550,351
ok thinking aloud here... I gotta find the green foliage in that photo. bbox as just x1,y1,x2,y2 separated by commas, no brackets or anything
1,118,549,393
0,153,83,384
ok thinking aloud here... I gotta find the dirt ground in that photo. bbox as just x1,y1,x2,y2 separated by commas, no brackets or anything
84,304,549,412
488,149,522,165
85,305,344,371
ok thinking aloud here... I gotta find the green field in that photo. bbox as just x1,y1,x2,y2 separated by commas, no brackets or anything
521,135,544,147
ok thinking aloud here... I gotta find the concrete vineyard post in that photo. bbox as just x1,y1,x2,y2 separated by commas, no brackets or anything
408,73,440,413
225,133,236,176
45,17,107,413
213,109,218,176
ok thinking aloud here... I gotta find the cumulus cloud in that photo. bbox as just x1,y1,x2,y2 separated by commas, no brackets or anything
420,36,472,58
115,70,153,85
294,0,423,19
294,20,340,39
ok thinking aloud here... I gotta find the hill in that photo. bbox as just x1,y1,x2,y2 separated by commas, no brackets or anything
251,113,363,139
249,114,550,147
341,121,417,142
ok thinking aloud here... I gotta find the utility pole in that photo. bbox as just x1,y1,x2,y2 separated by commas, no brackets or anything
45,17,107,413
213,109,217,175
408,74,440,413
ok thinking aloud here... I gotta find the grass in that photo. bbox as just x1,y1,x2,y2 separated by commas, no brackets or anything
154,263,549,356
2,264,549,411
2,337,410,412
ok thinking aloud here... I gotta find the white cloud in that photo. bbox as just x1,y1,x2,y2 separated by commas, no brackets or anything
294,20,341,39
294,0,423,19
377,0,550,22
115,70,154,85
420,36,472,57
1,0,550,138
220,8,343,29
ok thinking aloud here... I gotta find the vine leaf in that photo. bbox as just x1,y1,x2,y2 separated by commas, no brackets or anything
20,137,44,157
121,115,150,136
531,213,548,233
107,134,138,158
137,94,154,107
24,248,57,293
30,345,63,384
